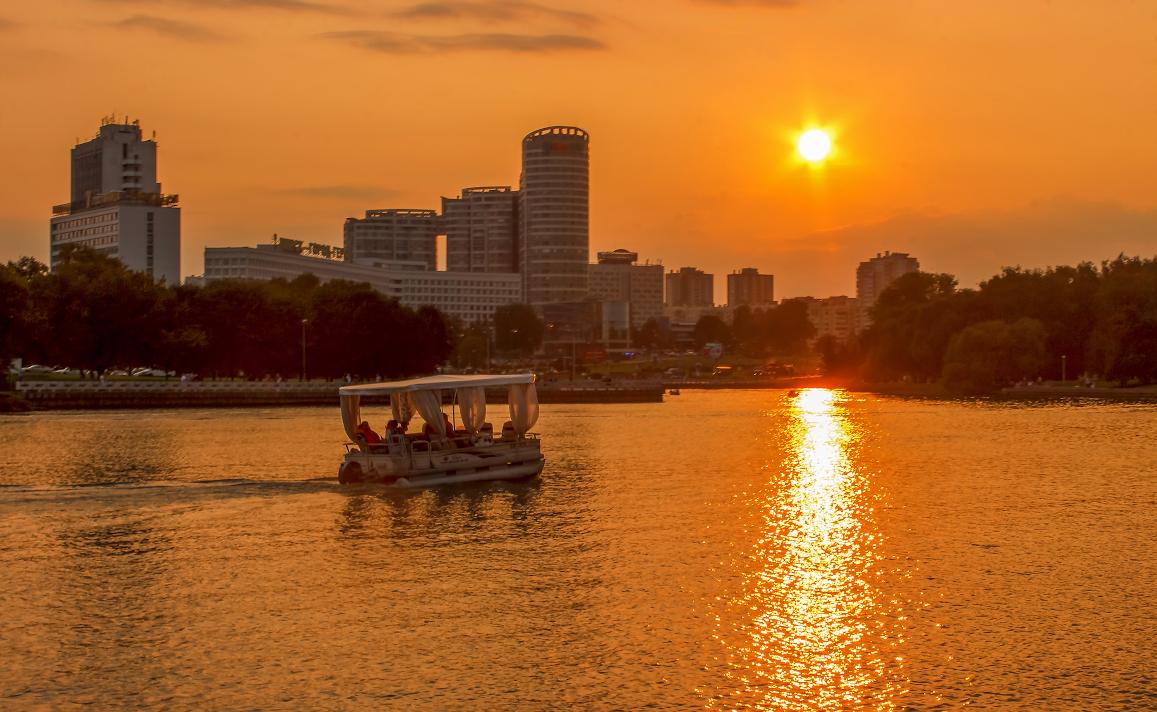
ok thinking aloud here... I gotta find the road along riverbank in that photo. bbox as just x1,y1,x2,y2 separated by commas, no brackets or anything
11,380,664,410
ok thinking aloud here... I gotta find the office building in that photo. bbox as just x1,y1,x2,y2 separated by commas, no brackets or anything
443,186,518,273
202,241,520,324
727,268,775,307
801,295,862,343
588,249,664,330
856,251,919,309
665,267,714,307
343,209,439,270
49,117,180,282
519,126,590,305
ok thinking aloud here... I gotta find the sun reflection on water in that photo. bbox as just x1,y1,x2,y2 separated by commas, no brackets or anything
712,389,907,710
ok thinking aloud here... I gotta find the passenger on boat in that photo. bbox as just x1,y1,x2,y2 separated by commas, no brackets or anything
357,421,381,444
385,419,402,437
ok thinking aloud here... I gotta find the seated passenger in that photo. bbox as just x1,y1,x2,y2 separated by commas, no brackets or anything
356,421,381,444
384,419,402,437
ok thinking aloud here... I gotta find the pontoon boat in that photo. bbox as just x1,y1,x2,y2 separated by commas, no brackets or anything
337,374,545,487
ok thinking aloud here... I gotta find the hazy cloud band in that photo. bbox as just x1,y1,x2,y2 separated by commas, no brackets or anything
321,29,606,53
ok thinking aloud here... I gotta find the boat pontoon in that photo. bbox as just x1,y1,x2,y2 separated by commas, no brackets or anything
337,374,545,488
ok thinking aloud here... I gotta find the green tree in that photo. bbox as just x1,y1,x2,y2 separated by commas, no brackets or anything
28,247,164,376
765,299,816,354
1089,255,1157,385
0,263,31,386
691,314,731,349
495,303,544,356
633,317,672,351
942,318,1048,393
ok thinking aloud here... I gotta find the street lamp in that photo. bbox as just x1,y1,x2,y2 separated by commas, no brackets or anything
301,319,308,382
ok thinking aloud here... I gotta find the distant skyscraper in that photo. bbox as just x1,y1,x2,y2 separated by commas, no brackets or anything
665,267,714,307
856,251,919,319
50,117,180,282
442,186,518,273
519,126,590,306
727,268,775,307
343,209,439,270
588,249,665,330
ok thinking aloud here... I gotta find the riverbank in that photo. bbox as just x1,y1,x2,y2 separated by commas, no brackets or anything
10,380,664,410
0,392,33,412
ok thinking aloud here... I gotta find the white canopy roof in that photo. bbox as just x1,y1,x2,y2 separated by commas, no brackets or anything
339,373,535,397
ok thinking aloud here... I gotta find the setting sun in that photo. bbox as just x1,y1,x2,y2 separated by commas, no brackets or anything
798,129,832,162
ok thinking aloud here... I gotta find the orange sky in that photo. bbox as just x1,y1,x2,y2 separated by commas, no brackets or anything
2,0,1157,301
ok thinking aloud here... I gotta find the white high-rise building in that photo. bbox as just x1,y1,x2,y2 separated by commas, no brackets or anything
49,117,180,282
519,126,590,306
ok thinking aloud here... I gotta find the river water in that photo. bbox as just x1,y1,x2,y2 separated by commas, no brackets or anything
1,390,1154,710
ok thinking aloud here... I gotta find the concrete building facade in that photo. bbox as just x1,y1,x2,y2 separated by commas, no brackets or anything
801,295,862,343
343,209,439,270
727,268,775,307
856,251,919,320
69,117,161,202
588,249,664,330
519,126,590,306
665,267,714,307
203,245,520,324
443,186,518,273
50,117,180,283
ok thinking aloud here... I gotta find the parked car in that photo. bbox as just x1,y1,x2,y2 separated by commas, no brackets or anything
21,364,54,374
132,367,172,377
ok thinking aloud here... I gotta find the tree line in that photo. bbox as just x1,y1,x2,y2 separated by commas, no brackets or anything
830,255,1157,392
0,247,454,382
634,300,817,356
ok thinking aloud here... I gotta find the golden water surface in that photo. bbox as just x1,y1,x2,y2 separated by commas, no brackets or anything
1,390,1154,710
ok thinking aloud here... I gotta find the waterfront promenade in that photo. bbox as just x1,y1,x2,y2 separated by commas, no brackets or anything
12,379,665,409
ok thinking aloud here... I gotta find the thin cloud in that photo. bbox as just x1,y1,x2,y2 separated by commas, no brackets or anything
96,0,353,16
113,15,224,42
321,29,605,54
694,0,799,7
390,2,599,29
280,185,403,201
0,17,16,30
187,0,351,14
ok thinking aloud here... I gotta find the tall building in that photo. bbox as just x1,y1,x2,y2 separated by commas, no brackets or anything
588,249,664,330
856,251,919,307
443,186,518,273
343,209,439,270
519,126,590,306
727,268,775,307
665,267,714,307
50,117,180,282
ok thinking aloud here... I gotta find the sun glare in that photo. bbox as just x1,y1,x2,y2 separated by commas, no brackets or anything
798,129,832,162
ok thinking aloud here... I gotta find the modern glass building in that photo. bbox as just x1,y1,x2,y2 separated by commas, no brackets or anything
519,126,590,306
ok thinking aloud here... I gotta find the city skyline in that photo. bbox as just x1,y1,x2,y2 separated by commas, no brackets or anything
3,1,1157,303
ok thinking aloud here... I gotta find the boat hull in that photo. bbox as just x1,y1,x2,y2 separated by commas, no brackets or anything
338,438,545,488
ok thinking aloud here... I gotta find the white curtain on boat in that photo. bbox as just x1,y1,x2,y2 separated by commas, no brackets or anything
458,387,486,434
410,389,446,437
340,394,361,443
508,383,539,436
390,393,414,429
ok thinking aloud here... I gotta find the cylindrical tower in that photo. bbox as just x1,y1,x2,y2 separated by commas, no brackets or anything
519,126,589,305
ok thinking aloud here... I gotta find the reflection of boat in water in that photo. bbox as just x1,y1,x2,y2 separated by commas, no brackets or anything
337,374,545,488
669,388,680,395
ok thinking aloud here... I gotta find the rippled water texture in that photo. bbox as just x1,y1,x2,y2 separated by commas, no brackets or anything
1,391,1155,710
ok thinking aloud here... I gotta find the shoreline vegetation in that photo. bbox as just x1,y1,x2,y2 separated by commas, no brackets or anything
6,248,1157,401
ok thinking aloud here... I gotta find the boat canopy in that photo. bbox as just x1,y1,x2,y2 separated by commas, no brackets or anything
339,373,539,446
